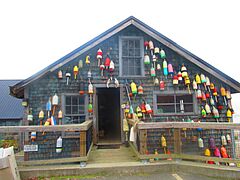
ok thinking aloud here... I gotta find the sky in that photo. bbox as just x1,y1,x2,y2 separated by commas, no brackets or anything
0,0,240,114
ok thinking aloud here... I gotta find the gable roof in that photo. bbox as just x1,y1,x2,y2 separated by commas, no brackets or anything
10,16,240,97
0,80,24,119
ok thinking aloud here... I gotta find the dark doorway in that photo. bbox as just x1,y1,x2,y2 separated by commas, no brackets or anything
97,88,121,144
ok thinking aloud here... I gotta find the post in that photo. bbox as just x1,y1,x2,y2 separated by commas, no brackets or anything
174,128,182,154
139,129,147,154
23,88,29,161
80,131,86,157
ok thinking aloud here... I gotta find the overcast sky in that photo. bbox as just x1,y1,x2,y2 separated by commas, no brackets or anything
0,0,240,114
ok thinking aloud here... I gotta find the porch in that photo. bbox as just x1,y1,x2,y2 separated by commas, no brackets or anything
1,120,240,179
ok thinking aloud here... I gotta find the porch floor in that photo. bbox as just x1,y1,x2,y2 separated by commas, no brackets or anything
88,145,138,163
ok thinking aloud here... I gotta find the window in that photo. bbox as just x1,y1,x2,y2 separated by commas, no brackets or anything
120,37,144,76
154,93,195,114
64,95,85,124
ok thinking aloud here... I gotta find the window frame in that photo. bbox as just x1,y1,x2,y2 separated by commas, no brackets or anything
119,36,144,77
62,93,87,124
153,90,197,116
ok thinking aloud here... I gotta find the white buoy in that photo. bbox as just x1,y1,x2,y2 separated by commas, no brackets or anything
56,136,63,153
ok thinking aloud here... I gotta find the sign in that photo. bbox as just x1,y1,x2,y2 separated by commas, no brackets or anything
24,145,38,152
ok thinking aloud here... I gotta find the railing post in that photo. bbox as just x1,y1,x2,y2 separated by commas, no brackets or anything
80,130,86,157
139,129,147,154
174,128,182,154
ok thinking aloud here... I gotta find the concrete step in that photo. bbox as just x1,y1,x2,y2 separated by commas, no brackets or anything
88,145,137,163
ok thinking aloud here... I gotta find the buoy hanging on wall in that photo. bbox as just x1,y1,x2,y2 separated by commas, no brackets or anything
181,64,188,78
163,59,168,76
78,59,83,69
138,84,143,95
56,136,62,153
148,40,154,56
144,41,149,50
66,72,71,85
52,93,59,115
160,80,165,91
160,49,166,59
73,66,79,79
85,55,90,65
104,55,111,70
144,54,150,65
130,81,137,95
96,48,103,67
31,132,37,142
79,80,85,95
168,63,174,76
58,70,63,79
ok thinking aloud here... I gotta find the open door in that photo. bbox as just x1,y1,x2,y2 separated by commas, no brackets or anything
97,88,121,144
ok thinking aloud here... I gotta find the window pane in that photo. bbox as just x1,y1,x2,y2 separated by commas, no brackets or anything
72,105,78,114
135,58,140,66
157,105,175,113
176,103,193,113
184,104,194,112
122,40,128,48
129,67,134,74
66,106,71,114
122,48,128,56
129,59,134,66
122,58,128,66
66,96,71,105
72,97,78,105
64,116,72,124
135,49,140,56
72,116,80,124
157,96,174,103
176,95,193,103
129,48,134,56
135,40,140,48
79,97,84,104
79,105,85,114
129,40,134,48
135,68,141,75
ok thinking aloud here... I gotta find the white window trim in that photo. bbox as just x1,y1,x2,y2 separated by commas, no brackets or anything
119,36,144,77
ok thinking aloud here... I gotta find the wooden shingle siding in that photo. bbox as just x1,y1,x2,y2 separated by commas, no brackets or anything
24,25,234,160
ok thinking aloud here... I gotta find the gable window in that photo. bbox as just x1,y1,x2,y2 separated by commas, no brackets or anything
154,92,196,115
119,36,144,76
64,95,85,124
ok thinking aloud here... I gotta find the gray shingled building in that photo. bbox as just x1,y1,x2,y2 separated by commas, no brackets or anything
0,80,23,126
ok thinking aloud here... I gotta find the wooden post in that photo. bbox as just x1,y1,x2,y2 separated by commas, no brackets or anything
174,128,182,154
23,88,29,161
139,129,147,154
80,131,86,157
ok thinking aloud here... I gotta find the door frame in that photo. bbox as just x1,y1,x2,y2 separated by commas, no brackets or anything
93,84,124,144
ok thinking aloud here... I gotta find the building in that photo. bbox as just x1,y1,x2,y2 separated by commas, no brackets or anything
0,80,23,126
10,16,240,160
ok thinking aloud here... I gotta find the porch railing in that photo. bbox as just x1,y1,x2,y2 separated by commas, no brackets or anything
128,119,240,165
0,120,93,166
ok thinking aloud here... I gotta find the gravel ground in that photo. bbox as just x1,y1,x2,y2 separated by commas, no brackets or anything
35,172,222,180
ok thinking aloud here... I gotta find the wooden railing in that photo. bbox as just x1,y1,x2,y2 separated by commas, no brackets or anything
0,120,93,133
0,120,93,165
128,119,240,165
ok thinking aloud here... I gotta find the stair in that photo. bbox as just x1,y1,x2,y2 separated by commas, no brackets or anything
97,143,121,149
88,145,137,163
